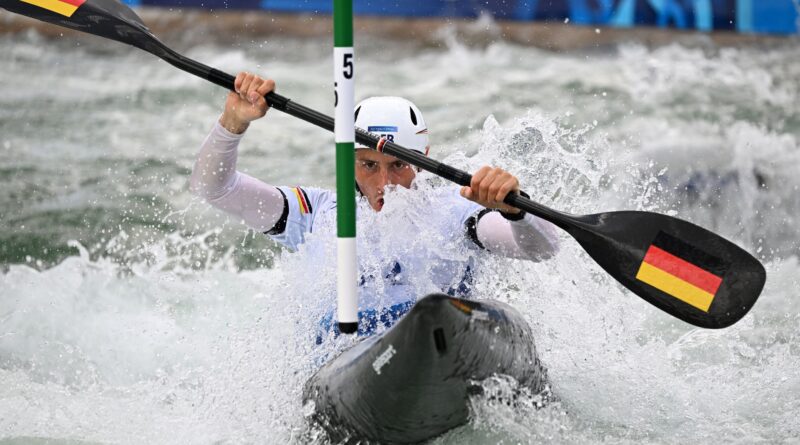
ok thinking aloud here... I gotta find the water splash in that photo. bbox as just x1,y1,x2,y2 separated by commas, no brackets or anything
1,30,799,444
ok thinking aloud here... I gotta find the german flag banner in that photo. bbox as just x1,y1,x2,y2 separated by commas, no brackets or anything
20,0,86,17
636,231,729,312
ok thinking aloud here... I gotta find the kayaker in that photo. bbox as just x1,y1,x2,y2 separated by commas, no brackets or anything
190,72,560,339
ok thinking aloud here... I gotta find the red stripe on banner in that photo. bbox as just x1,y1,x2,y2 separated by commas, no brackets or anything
643,245,723,295
58,0,86,6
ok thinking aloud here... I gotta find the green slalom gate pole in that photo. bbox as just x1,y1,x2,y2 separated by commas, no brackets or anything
334,0,358,334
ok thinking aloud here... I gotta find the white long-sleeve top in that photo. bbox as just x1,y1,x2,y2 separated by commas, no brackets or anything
190,121,560,309
190,120,559,261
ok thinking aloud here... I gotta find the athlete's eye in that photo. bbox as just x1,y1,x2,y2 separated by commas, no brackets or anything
358,160,378,171
390,160,410,171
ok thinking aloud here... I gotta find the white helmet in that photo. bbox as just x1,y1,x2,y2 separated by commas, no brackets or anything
354,96,429,154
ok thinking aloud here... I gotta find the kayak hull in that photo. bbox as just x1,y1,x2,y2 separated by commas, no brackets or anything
303,293,547,444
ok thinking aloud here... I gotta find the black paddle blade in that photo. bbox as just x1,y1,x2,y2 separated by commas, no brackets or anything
564,211,765,329
1,0,158,52
1,0,235,89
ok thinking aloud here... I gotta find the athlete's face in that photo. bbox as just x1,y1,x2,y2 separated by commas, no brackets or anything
355,149,416,211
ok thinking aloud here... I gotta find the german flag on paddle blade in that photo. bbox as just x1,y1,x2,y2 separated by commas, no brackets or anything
20,0,86,17
635,231,729,312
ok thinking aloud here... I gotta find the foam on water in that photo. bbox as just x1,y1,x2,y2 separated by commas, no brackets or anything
1,24,799,444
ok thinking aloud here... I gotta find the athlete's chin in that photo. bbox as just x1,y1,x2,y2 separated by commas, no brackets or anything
373,198,385,212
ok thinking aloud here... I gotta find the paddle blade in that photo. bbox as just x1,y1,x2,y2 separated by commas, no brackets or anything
1,0,156,50
566,211,765,329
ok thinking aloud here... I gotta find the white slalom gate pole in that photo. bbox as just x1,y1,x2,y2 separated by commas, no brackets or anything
334,0,358,334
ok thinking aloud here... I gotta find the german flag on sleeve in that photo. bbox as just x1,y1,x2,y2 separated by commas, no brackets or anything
291,187,312,215
21,0,86,17
636,232,729,312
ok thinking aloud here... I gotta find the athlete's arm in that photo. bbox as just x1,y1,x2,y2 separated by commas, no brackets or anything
189,72,287,233
461,166,559,260
473,211,559,260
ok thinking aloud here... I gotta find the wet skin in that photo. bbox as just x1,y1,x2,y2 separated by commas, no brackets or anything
355,149,415,211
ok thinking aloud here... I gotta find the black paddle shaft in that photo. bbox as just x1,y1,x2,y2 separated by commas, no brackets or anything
0,0,766,328
204,72,491,195
206,62,559,220
207,68,561,220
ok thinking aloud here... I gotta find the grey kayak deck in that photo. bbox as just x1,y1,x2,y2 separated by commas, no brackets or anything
303,293,547,444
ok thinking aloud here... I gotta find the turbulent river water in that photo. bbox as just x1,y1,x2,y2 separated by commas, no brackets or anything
1,19,799,444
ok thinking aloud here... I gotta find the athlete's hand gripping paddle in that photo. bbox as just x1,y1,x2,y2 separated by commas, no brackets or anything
0,0,766,328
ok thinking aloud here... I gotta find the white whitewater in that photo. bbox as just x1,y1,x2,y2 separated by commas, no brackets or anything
0,26,798,444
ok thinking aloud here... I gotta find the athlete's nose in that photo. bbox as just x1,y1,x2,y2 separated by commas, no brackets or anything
377,166,391,189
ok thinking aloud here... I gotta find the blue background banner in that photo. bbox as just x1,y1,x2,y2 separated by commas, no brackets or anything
123,0,799,35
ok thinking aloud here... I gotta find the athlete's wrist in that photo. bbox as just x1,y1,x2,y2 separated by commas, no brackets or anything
219,113,250,134
499,191,529,221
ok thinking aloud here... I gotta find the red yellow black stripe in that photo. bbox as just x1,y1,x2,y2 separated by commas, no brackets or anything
291,187,311,214
635,232,728,312
643,246,722,294
20,0,86,17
